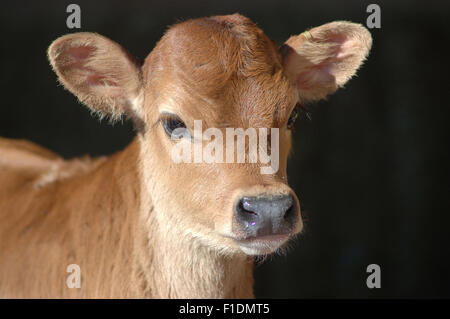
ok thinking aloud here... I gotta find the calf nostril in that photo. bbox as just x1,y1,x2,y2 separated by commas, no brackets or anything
235,198,259,229
240,198,258,216
237,198,257,216
283,200,296,221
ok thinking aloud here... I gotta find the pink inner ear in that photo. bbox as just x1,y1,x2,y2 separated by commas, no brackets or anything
295,35,357,91
64,45,120,92
336,39,358,60
66,45,96,61
297,64,335,90
61,45,97,72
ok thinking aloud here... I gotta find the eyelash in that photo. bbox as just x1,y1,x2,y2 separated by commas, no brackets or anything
287,103,310,130
287,104,299,130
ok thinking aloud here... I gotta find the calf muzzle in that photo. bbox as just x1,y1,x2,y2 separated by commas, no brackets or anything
234,194,298,238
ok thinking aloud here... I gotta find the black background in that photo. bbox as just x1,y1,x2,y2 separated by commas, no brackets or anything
1,0,449,298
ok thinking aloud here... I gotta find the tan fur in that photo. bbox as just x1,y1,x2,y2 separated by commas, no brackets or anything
0,14,371,298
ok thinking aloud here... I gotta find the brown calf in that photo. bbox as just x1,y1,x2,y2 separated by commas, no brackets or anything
0,14,371,298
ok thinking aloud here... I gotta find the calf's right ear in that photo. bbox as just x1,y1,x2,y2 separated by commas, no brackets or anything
48,32,143,121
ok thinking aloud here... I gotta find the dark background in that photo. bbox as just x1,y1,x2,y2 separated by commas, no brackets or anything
1,0,449,298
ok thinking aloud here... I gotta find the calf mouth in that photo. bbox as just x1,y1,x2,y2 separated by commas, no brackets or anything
231,232,293,256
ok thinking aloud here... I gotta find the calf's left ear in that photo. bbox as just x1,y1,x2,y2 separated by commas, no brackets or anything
48,33,143,121
281,21,372,102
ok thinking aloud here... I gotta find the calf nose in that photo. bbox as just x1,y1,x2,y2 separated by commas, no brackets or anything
235,195,298,238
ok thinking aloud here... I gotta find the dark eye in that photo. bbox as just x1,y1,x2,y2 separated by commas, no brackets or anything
287,105,299,130
161,114,189,139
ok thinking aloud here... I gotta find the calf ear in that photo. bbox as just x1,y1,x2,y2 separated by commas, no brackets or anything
281,21,372,102
48,32,143,121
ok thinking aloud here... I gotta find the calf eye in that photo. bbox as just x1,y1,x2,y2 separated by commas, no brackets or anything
287,105,299,130
161,114,189,139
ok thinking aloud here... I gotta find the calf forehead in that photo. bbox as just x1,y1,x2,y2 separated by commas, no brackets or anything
144,14,295,127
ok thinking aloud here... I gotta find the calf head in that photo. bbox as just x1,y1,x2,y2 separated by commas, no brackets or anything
48,14,371,256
